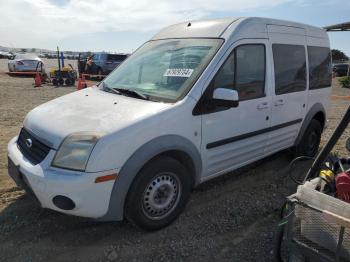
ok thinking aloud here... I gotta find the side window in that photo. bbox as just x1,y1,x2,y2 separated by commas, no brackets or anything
213,51,235,90
308,46,332,89
212,44,266,100
235,45,265,100
272,44,306,95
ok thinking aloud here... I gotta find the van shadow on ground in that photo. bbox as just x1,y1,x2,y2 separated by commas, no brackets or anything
0,150,312,262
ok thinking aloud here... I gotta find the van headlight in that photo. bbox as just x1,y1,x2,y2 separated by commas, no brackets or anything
52,133,103,171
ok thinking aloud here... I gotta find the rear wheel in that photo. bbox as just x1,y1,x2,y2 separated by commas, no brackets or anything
125,156,191,231
294,119,322,157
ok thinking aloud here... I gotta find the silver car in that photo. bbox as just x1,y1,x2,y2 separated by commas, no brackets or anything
8,53,43,72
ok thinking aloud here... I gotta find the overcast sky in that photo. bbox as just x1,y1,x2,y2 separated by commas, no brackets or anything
0,0,349,55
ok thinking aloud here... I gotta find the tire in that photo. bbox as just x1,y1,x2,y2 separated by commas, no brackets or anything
58,78,64,86
295,119,322,157
125,156,191,231
65,78,72,86
52,78,59,86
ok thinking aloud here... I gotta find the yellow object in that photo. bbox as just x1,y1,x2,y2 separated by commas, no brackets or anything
49,65,77,86
319,169,335,183
49,66,74,74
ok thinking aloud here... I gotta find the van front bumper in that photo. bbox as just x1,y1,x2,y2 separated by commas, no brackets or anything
7,136,118,219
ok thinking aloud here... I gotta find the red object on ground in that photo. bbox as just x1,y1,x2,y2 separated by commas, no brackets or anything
336,172,350,203
34,72,41,87
77,75,87,90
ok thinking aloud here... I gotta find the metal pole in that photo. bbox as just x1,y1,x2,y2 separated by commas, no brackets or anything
304,105,350,181
57,47,61,72
60,52,65,68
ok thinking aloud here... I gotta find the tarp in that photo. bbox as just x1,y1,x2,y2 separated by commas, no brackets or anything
324,22,350,31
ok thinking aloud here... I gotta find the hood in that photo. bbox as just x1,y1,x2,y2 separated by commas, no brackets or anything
23,87,171,149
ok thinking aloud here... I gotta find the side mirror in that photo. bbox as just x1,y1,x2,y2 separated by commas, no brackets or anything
212,88,239,108
346,138,350,152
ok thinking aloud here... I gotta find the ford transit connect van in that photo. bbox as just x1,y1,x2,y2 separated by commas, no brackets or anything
8,17,332,230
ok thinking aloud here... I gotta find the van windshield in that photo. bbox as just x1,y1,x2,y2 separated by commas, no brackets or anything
102,38,223,102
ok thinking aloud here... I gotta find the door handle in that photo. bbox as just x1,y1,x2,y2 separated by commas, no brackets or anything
257,102,269,110
274,99,285,107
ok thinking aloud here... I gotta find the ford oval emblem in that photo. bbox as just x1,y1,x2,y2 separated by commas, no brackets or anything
25,138,33,148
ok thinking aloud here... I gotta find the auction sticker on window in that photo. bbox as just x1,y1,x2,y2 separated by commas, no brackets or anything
164,68,194,78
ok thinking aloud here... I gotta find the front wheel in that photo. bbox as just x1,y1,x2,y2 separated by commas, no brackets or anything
125,156,191,231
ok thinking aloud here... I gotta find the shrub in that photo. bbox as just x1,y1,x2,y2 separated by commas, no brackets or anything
338,76,350,88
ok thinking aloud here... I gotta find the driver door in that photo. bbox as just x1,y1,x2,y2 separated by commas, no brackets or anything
200,39,272,179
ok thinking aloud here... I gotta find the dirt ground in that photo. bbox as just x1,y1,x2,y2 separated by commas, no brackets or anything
0,57,349,262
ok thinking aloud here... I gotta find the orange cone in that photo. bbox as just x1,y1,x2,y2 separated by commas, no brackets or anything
77,74,87,90
82,74,87,89
77,76,82,90
34,72,41,87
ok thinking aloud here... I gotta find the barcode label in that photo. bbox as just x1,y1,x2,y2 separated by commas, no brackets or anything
164,68,194,78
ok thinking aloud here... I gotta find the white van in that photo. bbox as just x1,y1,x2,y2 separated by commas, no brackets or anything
8,17,332,230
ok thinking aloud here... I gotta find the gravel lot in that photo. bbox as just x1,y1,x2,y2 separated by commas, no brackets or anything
0,57,349,262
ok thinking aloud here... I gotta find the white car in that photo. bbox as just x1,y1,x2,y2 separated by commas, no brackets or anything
8,53,43,72
8,17,332,230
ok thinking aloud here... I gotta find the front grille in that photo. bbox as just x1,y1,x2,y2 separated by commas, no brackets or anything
17,128,51,165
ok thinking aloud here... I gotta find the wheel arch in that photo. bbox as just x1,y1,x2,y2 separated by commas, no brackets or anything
154,150,197,187
295,103,326,146
98,135,202,221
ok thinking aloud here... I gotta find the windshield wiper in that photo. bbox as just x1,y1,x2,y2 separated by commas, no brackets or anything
100,82,149,100
114,88,149,100
101,82,121,95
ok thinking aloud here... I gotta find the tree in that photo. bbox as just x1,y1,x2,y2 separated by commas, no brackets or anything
332,49,349,62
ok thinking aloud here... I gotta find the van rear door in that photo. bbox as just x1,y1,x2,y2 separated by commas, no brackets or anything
266,25,308,154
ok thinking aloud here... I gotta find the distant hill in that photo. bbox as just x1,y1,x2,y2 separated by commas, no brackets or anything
0,46,88,56
0,45,55,53
0,46,124,56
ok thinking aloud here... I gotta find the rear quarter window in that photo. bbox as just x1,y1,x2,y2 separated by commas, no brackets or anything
308,46,332,89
